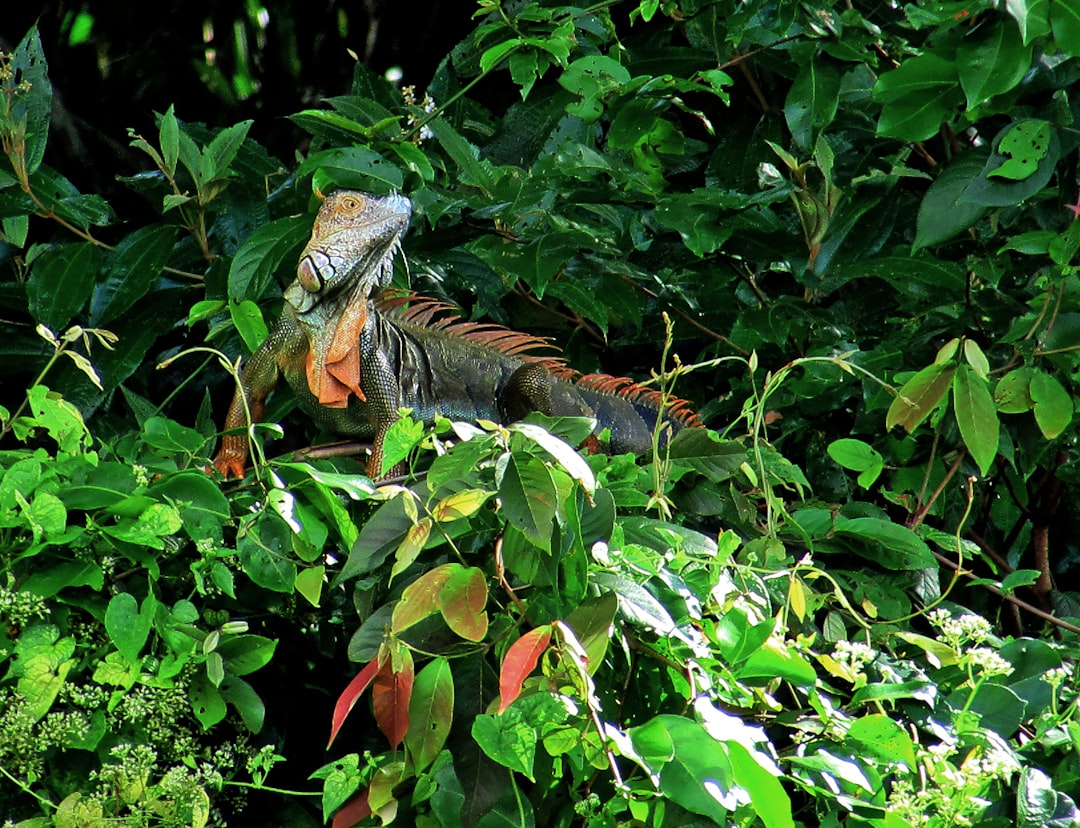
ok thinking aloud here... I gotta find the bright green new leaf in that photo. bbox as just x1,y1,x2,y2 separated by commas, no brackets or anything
406,657,454,773
294,565,325,607
953,364,999,474
472,709,537,779
105,592,156,664
987,120,1051,180
1030,371,1073,438
887,363,955,432
845,714,918,769
727,741,795,828
962,338,990,379
994,367,1035,413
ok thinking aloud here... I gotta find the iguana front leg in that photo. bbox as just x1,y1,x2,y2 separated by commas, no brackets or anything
213,324,288,478
362,336,405,479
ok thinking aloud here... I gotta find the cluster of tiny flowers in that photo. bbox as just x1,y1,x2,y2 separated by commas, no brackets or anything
0,51,33,94
927,609,992,648
0,693,45,777
832,639,877,673
59,680,110,710
888,740,1018,827
131,463,152,487
402,85,436,142
0,582,49,627
37,709,91,746
967,647,1014,679
1043,665,1072,688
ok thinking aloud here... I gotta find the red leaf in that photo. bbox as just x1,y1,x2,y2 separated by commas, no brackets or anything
498,625,552,713
372,650,414,749
439,566,489,642
329,656,381,748
331,787,371,828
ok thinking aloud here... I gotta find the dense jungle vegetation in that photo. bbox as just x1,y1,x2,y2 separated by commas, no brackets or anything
2,1,1080,826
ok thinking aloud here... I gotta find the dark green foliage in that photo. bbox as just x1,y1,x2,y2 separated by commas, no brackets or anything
3,2,1080,826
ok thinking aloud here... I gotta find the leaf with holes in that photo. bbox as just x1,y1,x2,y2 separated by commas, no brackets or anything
405,657,454,772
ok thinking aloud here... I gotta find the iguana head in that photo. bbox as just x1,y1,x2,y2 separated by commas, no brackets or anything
285,190,412,407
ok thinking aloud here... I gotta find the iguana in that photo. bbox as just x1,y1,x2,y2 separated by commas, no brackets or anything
213,190,699,479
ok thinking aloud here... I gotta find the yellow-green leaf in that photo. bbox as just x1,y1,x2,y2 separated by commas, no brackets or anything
953,365,999,474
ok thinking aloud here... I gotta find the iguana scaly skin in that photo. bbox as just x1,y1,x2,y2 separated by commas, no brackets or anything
213,190,699,478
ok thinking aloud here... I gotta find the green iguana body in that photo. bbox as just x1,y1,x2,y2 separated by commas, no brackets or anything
213,190,699,478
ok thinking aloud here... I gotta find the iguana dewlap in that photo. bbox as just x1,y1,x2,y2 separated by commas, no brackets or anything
213,190,699,479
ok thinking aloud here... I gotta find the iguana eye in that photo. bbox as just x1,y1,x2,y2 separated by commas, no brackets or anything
340,195,362,212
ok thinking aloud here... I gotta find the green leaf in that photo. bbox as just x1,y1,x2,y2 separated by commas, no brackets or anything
827,438,883,488
295,565,325,607
832,516,936,570
406,657,454,773
104,592,156,664
987,120,1052,181
873,53,962,141
189,672,227,729
10,26,53,176
220,676,266,733
727,741,794,828
12,624,76,721
1052,0,1080,57
428,118,495,193
736,641,817,686
784,54,842,149
159,104,179,177
229,300,269,353
237,513,298,593
142,415,206,455
496,453,557,549
1030,371,1072,439
338,495,412,581
629,716,733,823
1007,0,1051,43
994,366,1035,413
914,153,988,250
558,55,631,123
958,19,1031,108
204,120,253,180
438,566,489,642
26,243,102,331
472,709,537,779
953,364,999,475
300,146,405,194
887,363,955,432
91,225,177,326
216,634,277,676
844,714,917,769
226,215,310,302
1017,766,1080,827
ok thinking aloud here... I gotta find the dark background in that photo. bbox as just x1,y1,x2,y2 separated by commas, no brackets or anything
2,1,474,198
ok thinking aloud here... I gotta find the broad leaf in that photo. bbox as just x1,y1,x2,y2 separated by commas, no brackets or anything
498,626,552,713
